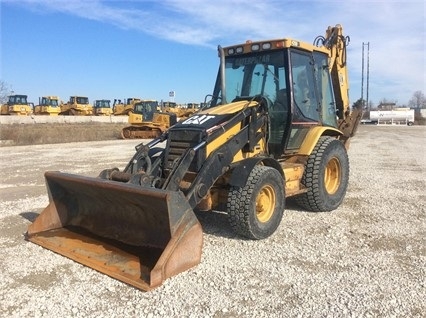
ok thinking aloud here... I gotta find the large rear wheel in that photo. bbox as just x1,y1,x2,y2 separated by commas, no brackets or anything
296,136,349,212
227,166,285,239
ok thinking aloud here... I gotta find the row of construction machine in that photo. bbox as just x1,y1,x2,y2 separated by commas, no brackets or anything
0,95,91,116
34,96,113,116
0,95,196,118
27,24,362,291
0,95,33,115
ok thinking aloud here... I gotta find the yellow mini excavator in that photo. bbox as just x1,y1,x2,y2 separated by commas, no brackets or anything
27,25,362,291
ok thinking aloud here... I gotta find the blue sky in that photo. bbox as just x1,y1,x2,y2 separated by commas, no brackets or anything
1,0,425,106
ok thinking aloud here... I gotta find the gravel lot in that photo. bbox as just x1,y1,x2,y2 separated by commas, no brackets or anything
0,125,425,317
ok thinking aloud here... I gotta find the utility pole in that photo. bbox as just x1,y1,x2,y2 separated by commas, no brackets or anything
361,42,370,110
366,42,370,110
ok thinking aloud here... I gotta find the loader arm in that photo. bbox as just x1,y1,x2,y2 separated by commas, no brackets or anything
160,101,267,207
184,107,266,208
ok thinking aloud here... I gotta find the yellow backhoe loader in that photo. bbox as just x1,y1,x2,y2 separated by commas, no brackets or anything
121,99,177,139
1,94,32,115
60,96,93,115
27,24,362,291
34,96,61,115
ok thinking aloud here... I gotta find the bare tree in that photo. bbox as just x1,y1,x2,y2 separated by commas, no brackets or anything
0,81,10,104
408,90,426,109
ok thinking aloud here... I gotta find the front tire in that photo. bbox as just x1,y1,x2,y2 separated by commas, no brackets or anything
296,136,349,212
227,166,285,239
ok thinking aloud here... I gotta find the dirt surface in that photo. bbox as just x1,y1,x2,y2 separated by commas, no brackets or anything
0,123,128,146
0,125,425,317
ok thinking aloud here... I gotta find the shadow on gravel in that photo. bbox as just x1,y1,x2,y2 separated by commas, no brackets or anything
194,209,241,240
285,199,309,212
20,211,40,223
194,199,311,240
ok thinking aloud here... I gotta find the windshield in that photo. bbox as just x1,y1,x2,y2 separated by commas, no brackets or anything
70,97,89,104
8,95,28,105
76,97,89,104
212,50,287,107
95,100,110,108
134,101,158,120
163,102,176,108
41,97,59,106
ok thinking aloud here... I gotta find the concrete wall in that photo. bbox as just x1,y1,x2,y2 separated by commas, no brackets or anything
0,115,128,125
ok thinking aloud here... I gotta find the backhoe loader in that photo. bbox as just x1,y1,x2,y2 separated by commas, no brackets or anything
121,99,177,139
27,24,362,291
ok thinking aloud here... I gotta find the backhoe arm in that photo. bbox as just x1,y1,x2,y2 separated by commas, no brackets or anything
318,24,362,143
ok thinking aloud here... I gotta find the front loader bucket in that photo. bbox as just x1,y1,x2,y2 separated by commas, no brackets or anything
27,171,203,291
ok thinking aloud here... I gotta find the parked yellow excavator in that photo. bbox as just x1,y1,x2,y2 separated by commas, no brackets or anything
121,99,177,139
27,24,362,291
34,96,61,115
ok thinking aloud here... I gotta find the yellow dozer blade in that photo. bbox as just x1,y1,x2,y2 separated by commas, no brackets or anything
27,171,203,291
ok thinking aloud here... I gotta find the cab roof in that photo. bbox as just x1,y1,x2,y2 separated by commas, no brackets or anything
222,38,329,57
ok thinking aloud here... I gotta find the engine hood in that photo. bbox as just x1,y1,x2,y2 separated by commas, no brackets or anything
172,100,259,131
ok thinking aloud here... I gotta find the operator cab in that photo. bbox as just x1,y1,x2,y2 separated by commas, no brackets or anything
134,100,159,121
209,39,338,155
8,95,28,105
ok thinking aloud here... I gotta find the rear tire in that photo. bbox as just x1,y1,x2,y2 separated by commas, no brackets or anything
227,166,285,239
296,136,349,212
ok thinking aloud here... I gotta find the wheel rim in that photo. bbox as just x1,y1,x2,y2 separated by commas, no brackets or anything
256,185,275,223
324,157,341,195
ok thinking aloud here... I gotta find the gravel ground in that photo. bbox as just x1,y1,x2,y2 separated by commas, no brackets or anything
0,125,425,317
